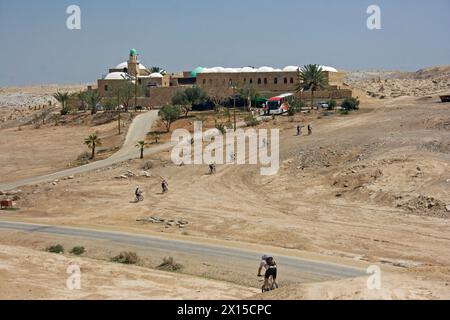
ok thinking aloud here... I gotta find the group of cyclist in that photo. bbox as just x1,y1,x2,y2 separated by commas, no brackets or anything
132,168,279,292
133,178,168,202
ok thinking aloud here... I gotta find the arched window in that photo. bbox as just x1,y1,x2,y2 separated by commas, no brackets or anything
274,78,278,84
264,78,267,84
284,77,288,84
258,78,261,84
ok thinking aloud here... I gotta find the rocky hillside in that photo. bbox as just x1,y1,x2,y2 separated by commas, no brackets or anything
345,65,450,99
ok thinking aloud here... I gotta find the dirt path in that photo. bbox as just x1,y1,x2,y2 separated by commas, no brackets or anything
0,111,160,190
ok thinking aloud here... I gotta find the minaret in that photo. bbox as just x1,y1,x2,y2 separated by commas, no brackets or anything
127,49,140,77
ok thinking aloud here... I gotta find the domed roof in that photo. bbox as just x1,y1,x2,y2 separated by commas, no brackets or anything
241,67,256,72
130,48,137,56
283,66,299,72
149,72,163,78
104,72,128,80
258,66,275,72
115,61,147,70
191,67,204,77
282,65,338,72
319,65,338,72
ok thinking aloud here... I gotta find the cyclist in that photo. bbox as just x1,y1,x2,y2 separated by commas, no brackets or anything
257,255,278,291
134,186,143,201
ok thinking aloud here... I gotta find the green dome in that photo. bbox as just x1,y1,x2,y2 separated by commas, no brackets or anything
129,48,137,56
191,66,204,77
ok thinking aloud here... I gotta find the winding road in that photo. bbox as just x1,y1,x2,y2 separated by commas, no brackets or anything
0,111,368,285
0,110,171,191
0,221,366,281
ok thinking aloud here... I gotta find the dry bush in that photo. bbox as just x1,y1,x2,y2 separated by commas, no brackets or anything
157,256,183,271
141,161,153,170
111,251,139,264
76,151,91,165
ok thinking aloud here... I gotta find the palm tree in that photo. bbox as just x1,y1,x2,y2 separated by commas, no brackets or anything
135,140,146,159
84,133,102,160
53,92,70,115
239,85,260,111
80,91,102,115
296,64,327,109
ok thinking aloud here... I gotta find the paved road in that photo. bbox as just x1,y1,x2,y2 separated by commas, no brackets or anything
0,221,366,280
0,110,168,191
0,112,256,191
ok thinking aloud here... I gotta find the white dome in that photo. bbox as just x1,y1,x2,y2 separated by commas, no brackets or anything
104,72,128,80
149,72,163,78
223,68,238,72
320,65,338,72
283,66,299,72
258,66,274,72
115,61,147,70
241,67,256,72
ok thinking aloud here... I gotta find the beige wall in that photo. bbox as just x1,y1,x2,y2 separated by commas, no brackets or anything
196,71,347,99
98,71,351,107
98,80,125,96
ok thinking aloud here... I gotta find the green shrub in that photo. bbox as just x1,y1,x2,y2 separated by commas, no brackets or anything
340,109,350,115
158,105,181,132
287,104,297,116
287,98,305,115
244,115,260,127
111,251,139,264
70,246,85,255
47,244,64,254
341,97,360,111
327,99,337,110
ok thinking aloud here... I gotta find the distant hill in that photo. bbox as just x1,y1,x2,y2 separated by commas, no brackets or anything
344,65,450,99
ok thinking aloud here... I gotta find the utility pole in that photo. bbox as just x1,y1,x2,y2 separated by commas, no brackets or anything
134,76,138,112
233,85,237,131
117,91,121,135
229,80,237,132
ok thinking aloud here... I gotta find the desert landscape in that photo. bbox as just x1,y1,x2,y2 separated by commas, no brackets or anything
0,65,449,300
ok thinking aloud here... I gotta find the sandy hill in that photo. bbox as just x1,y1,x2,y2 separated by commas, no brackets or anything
345,65,450,98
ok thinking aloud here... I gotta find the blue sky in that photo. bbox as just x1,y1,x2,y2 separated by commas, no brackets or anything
0,0,449,86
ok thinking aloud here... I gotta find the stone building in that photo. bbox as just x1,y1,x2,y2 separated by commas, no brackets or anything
96,49,352,108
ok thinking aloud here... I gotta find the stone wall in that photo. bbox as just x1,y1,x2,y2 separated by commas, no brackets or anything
196,71,348,99
98,71,351,108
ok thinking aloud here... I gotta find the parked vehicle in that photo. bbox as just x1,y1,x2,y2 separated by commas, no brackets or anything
267,93,294,115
